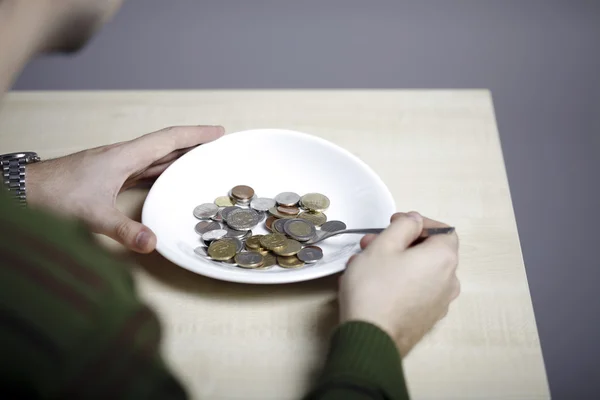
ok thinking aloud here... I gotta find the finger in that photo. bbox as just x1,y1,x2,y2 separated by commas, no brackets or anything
451,276,461,300
101,210,157,253
393,212,457,249
360,234,377,249
149,146,194,166
365,212,424,254
346,254,360,266
125,125,225,170
393,212,452,230
134,159,176,181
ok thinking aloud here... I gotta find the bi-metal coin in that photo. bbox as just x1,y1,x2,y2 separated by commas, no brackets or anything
297,246,323,263
273,218,288,234
283,219,316,242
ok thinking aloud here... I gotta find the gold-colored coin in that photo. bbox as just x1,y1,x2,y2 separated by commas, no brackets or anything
273,239,302,256
300,193,330,212
234,251,264,268
255,252,277,269
245,235,263,250
259,233,287,250
207,239,237,261
214,196,235,207
298,211,327,226
268,206,296,219
277,255,305,269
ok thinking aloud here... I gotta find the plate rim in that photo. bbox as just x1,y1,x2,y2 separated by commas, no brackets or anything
141,128,396,284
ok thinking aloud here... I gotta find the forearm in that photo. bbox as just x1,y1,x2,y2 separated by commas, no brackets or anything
305,321,410,400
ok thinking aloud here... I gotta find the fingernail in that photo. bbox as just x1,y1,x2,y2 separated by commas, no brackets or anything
407,211,422,222
135,230,151,250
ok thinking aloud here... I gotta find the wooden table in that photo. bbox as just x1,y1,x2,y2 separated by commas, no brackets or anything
0,90,550,400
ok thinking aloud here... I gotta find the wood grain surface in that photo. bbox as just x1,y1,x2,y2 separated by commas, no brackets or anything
0,90,550,399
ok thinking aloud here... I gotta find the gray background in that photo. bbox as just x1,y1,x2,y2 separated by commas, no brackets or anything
12,0,600,398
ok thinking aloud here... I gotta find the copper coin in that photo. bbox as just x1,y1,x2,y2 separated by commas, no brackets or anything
231,185,255,200
268,206,296,219
277,205,300,215
265,216,277,231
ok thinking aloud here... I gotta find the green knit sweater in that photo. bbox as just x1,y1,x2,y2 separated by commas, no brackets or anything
0,191,409,399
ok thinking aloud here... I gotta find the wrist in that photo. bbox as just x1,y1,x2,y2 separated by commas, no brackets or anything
340,313,410,358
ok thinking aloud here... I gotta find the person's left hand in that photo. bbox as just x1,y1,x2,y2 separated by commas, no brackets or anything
26,125,224,253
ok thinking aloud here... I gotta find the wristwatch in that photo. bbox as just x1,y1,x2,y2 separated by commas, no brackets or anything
0,152,41,206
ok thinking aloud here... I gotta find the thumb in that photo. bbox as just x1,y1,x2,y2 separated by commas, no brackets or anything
103,210,157,253
365,211,423,254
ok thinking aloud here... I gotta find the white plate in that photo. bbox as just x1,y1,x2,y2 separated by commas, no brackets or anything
142,129,395,284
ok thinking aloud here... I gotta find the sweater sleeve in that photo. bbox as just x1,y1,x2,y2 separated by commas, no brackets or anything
304,321,410,400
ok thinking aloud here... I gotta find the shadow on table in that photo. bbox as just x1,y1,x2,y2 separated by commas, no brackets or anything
130,249,340,301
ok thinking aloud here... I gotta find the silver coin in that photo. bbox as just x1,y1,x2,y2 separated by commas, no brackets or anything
251,197,276,212
275,192,300,206
201,229,227,243
320,220,347,233
194,246,210,258
241,230,253,240
297,246,323,263
273,218,288,234
256,211,267,224
193,203,219,219
194,221,222,235
224,225,249,239
235,195,257,207
227,209,260,231
221,206,241,221
283,218,316,242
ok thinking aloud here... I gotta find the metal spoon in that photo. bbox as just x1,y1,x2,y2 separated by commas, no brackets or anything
304,227,455,245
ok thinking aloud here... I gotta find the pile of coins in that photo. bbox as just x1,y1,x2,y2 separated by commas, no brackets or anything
192,185,347,270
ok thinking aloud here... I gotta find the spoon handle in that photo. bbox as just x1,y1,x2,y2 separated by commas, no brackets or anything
309,227,455,244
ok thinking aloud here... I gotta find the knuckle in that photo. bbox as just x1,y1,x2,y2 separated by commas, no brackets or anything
452,277,461,300
115,220,134,242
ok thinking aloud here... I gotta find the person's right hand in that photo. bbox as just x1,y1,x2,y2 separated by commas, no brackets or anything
338,211,460,357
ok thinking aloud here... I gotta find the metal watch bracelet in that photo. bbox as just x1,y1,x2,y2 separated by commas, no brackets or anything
0,152,41,207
